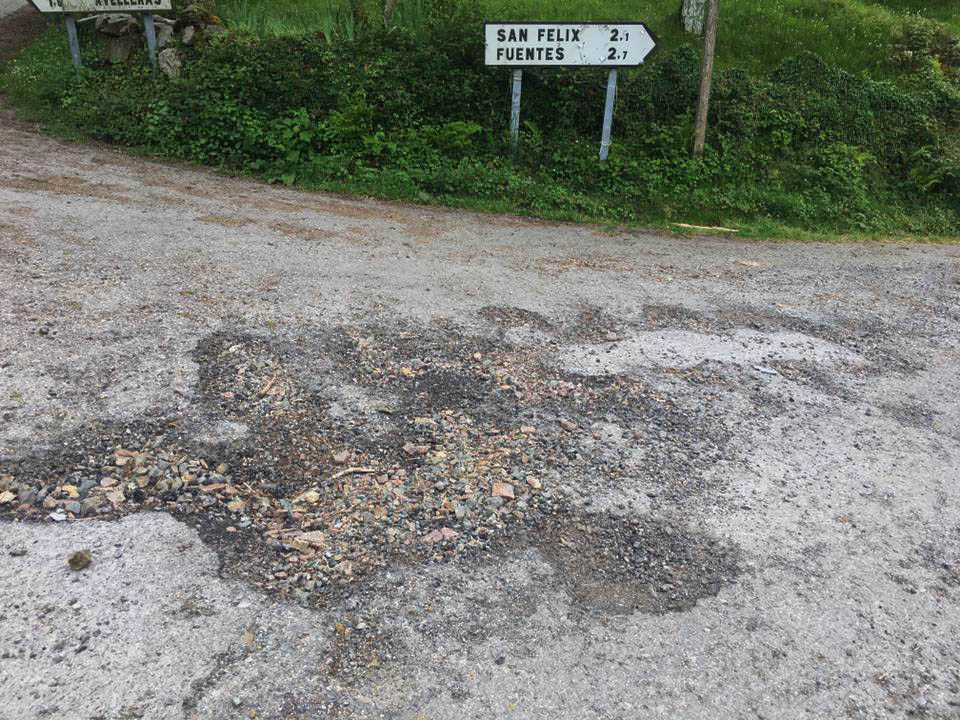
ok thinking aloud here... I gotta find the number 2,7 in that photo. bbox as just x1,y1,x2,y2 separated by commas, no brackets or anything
607,48,627,60
610,29,629,41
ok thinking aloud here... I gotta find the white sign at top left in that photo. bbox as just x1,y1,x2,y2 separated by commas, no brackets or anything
29,0,172,12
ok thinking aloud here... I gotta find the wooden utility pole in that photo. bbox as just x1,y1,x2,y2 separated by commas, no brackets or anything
692,0,719,157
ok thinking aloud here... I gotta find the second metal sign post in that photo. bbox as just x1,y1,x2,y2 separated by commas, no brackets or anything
485,22,658,160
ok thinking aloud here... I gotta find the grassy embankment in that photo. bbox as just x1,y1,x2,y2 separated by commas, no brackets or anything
3,0,959,241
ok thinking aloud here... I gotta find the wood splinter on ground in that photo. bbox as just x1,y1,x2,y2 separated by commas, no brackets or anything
258,372,278,396
329,467,378,481
673,223,740,234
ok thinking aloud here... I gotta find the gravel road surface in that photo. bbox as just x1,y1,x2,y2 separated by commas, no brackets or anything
1,99,959,720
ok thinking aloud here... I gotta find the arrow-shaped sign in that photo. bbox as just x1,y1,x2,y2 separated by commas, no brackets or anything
485,22,658,67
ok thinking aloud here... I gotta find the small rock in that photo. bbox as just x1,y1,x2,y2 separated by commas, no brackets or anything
559,419,577,432
156,22,174,48
181,25,196,45
68,550,92,571
294,490,320,504
62,484,80,499
9,547,27,557
65,502,83,515
95,13,136,37
48,511,67,522
17,488,36,506
226,499,246,513
0,490,15,505
402,442,429,456
80,498,101,516
423,529,444,543
158,47,182,78
492,482,515,499
297,531,326,548
332,450,350,465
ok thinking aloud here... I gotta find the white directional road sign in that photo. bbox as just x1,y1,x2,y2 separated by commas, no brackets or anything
485,22,657,67
30,0,171,12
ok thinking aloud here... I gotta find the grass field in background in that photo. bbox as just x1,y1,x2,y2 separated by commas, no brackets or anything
867,0,960,30
215,0,960,76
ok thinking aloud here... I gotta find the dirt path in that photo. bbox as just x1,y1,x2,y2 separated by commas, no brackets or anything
1,90,959,719
0,0,26,18
0,5,45,63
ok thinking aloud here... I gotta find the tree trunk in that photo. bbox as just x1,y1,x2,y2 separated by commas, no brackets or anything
681,0,706,35
692,0,719,157
384,0,395,23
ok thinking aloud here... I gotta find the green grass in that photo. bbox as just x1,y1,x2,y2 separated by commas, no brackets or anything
866,1,960,30
216,0,956,77
216,0,357,37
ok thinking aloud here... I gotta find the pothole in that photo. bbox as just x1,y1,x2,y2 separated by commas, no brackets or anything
1,319,740,612
539,513,740,615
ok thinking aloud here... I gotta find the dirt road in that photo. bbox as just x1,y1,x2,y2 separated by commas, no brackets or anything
0,101,959,720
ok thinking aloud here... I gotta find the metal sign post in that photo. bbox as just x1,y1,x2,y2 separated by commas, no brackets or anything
509,69,522,152
599,69,618,162
64,13,81,67
143,13,158,66
484,22,657,160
